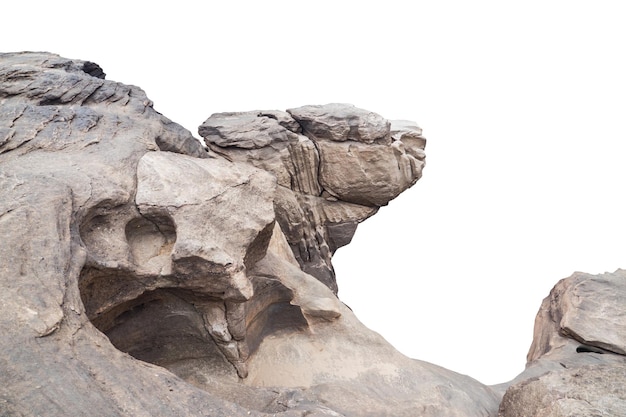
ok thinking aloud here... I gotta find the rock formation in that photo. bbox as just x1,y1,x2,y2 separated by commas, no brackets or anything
0,52,499,417
497,270,626,416
0,52,624,417
199,104,424,293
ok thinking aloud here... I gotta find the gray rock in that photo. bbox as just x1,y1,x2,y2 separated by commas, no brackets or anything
0,51,207,159
0,52,501,417
201,111,321,195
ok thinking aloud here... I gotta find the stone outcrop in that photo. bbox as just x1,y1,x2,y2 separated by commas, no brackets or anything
2,51,624,417
199,105,425,292
0,52,502,417
497,270,626,416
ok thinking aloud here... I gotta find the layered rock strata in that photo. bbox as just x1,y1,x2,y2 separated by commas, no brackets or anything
199,104,425,292
1,52,502,417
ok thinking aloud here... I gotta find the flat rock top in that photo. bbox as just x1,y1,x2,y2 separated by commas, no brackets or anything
287,103,391,144
199,111,301,149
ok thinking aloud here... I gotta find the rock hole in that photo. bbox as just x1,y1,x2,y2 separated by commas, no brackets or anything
81,61,106,79
101,289,237,381
576,344,605,354
79,211,240,382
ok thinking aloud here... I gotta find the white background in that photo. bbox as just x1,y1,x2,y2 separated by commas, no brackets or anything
4,1,626,385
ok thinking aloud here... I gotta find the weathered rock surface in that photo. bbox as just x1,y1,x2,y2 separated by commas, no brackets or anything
4,51,626,417
199,104,426,291
1,52,505,417
497,270,626,416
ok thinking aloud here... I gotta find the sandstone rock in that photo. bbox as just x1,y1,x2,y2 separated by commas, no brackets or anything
250,223,343,324
0,52,207,160
0,52,503,417
200,103,427,291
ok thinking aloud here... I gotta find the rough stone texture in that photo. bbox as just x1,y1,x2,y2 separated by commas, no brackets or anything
1,52,503,417
199,104,426,292
496,270,626,416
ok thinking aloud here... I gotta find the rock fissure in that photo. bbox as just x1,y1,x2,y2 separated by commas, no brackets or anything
80,83,106,106
8,104,27,128
307,133,326,198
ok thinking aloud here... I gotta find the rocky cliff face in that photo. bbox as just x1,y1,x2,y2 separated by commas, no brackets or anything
0,52,624,417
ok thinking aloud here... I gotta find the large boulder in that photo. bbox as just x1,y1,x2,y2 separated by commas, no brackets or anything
0,52,501,417
528,270,626,359
497,270,626,416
